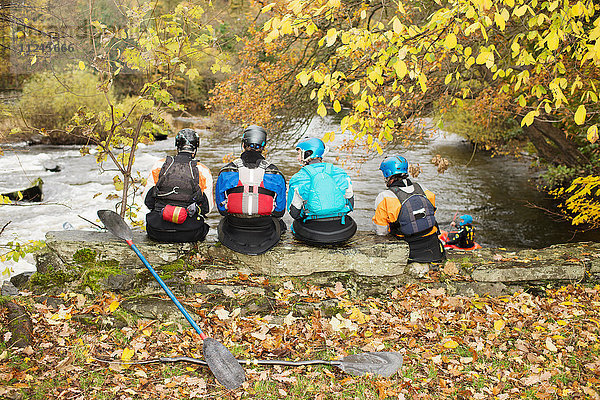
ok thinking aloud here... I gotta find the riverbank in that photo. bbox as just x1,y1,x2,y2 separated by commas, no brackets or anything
1,237,599,399
9,230,600,300
2,115,600,287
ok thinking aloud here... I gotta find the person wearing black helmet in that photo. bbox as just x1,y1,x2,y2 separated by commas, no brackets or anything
215,125,286,255
373,155,445,263
142,128,213,242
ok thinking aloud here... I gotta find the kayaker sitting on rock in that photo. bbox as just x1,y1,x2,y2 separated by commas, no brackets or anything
287,137,357,245
215,125,287,255
445,214,476,249
142,129,213,243
372,155,446,263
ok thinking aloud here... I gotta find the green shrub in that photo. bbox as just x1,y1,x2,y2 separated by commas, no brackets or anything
113,95,172,139
17,71,112,131
433,99,522,148
542,164,579,190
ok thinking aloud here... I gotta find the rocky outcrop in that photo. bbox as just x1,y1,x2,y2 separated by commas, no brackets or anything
7,230,597,324
461,242,598,284
2,301,33,348
43,230,409,277
31,230,411,297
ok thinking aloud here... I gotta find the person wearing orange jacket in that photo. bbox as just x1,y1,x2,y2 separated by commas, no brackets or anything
142,128,213,242
372,155,446,263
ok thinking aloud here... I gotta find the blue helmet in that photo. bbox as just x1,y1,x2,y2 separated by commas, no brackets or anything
379,156,408,178
296,137,325,161
458,214,473,226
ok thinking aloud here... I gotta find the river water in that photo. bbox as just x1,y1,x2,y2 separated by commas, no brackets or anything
1,117,597,281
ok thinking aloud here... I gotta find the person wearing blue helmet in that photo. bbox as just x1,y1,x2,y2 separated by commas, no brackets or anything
373,155,446,263
446,214,475,248
287,137,356,245
215,125,287,255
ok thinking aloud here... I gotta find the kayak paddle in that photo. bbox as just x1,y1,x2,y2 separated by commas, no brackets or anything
93,351,403,378
97,210,245,390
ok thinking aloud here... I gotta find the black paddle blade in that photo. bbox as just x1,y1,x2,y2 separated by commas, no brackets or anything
337,352,403,378
97,210,133,241
203,338,245,390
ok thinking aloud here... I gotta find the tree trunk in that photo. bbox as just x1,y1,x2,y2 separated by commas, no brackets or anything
119,114,147,217
4,301,33,348
517,116,589,168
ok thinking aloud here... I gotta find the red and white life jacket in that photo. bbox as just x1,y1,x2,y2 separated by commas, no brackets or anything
225,159,276,216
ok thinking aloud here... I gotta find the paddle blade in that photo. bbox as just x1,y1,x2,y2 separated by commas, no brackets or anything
337,352,403,378
203,338,245,390
97,210,133,241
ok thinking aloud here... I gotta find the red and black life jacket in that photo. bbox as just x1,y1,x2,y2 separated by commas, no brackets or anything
154,154,200,208
225,158,276,216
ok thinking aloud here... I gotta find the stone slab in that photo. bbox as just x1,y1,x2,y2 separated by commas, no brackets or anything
45,230,410,278
45,230,192,268
472,264,586,282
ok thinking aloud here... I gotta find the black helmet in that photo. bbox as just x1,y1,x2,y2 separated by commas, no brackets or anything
175,128,199,152
241,125,267,151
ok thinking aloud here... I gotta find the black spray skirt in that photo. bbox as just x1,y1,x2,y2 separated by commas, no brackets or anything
291,215,357,246
217,215,282,255
146,210,209,243
403,232,446,263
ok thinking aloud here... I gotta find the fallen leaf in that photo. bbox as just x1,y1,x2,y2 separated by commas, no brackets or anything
273,373,297,384
134,368,148,378
283,312,297,325
583,386,600,399
348,307,368,324
215,308,230,320
545,337,558,352
251,326,269,340
523,374,540,386
494,319,506,333
443,339,459,349
108,300,120,313
121,347,135,362
443,261,459,276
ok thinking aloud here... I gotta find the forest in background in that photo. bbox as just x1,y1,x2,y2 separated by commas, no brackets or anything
0,0,599,226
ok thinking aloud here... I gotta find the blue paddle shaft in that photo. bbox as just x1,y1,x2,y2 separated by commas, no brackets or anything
128,241,206,338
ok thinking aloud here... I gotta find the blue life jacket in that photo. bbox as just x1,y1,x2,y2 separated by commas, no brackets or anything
302,163,350,220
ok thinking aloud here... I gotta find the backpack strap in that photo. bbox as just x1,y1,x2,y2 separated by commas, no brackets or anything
233,158,244,169
154,156,174,192
257,160,269,170
302,164,318,178
188,159,201,194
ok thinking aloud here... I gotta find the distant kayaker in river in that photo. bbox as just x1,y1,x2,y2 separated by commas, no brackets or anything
142,129,212,242
445,214,476,249
372,155,446,263
287,137,357,245
214,125,287,255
